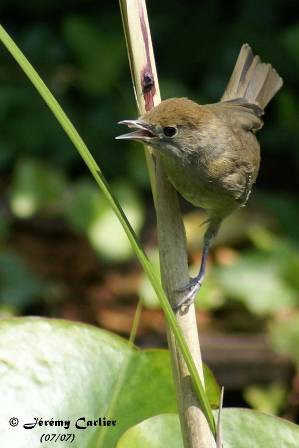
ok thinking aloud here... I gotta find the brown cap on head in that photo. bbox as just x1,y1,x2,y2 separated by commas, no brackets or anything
141,98,213,127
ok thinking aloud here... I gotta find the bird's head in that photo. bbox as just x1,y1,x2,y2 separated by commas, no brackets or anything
116,98,214,159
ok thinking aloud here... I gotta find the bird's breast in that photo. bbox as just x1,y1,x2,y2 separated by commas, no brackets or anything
161,153,243,218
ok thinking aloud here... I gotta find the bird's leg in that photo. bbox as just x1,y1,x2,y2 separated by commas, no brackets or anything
173,219,220,310
173,239,211,310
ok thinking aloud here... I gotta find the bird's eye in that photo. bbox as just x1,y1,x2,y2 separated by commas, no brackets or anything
162,126,177,138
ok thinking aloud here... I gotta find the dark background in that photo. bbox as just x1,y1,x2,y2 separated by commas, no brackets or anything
1,0,299,419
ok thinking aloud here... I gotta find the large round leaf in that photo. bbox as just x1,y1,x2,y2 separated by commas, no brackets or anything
117,414,182,448
117,410,299,447
221,408,299,447
0,317,218,447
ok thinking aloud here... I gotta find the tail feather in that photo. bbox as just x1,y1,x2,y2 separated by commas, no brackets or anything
221,44,283,110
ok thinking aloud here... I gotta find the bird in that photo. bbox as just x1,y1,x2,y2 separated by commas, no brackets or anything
116,44,283,309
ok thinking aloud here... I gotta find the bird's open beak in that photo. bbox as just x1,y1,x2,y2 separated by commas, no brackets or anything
116,120,156,141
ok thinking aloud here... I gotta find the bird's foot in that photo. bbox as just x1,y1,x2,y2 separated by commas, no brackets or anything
173,277,203,311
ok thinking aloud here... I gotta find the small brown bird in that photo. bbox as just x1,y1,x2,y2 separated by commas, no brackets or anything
116,44,283,309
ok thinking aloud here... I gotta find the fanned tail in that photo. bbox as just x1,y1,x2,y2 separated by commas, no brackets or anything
221,44,283,110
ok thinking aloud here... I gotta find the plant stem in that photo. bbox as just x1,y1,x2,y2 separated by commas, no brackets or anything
119,1,215,446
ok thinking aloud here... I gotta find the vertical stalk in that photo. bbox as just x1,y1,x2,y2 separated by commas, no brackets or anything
119,1,214,447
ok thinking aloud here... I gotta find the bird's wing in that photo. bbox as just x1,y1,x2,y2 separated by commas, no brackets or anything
207,99,263,133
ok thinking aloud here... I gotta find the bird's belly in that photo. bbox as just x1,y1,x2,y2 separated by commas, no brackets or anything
162,156,238,217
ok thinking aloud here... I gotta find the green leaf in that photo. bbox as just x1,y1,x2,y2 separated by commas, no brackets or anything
116,414,182,448
64,179,104,233
0,25,215,434
203,364,221,409
0,318,174,448
244,383,287,415
138,249,161,308
221,409,299,447
87,180,145,262
0,317,218,447
269,315,299,363
216,251,297,315
256,193,299,242
117,410,299,447
248,226,299,291
65,179,144,261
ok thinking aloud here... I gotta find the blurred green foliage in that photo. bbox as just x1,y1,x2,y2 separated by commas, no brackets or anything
244,382,287,415
270,315,299,363
9,158,67,217
66,178,145,261
0,250,45,309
